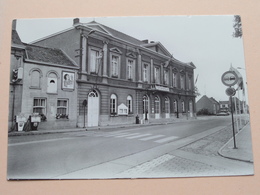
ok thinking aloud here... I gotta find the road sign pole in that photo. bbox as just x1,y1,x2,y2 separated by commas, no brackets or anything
230,96,237,149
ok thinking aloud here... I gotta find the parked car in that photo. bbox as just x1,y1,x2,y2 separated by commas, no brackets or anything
216,111,229,116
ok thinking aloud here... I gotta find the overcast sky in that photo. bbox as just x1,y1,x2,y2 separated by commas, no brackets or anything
15,15,248,102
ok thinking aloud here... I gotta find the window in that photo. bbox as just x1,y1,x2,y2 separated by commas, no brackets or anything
90,49,100,73
154,67,160,84
173,72,177,87
165,97,170,113
111,55,119,77
173,100,177,112
155,96,160,114
143,95,149,114
110,94,117,114
47,72,58,93
188,77,192,90
33,98,46,114
164,70,169,85
57,99,68,115
30,70,41,88
143,64,148,82
127,95,133,113
181,100,185,112
127,59,133,80
180,75,185,89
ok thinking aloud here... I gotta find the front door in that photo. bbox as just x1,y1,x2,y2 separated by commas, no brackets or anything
87,90,99,127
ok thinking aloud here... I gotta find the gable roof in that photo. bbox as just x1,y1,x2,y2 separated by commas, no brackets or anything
24,44,77,67
12,30,24,45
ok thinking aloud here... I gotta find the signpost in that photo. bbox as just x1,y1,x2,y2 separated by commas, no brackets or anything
221,71,238,149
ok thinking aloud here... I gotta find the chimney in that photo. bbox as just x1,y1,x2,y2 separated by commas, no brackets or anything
73,18,80,25
12,19,17,30
142,39,149,44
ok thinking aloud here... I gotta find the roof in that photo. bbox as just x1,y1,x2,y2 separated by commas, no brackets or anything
219,101,230,104
25,44,77,67
12,30,23,45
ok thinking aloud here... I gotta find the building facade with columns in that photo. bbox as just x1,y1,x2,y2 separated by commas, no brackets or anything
31,18,196,127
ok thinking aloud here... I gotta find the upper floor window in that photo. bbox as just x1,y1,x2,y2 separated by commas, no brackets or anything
180,74,185,89
90,49,100,74
127,59,133,80
30,69,41,89
154,66,160,84
33,98,46,114
143,63,149,82
164,70,169,85
127,95,133,113
110,94,117,114
47,72,58,94
188,77,192,90
111,55,120,78
173,72,177,88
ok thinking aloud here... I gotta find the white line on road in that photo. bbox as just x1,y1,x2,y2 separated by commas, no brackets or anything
126,134,152,139
154,136,179,143
8,137,73,146
139,135,165,141
115,133,140,138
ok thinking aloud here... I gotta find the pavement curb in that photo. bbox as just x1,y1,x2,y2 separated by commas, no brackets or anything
218,122,253,163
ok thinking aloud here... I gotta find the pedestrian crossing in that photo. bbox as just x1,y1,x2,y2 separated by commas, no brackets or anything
64,131,179,144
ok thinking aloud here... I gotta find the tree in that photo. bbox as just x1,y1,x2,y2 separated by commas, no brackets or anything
233,15,242,38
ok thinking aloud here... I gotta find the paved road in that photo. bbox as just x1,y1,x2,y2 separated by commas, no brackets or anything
8,117,231,179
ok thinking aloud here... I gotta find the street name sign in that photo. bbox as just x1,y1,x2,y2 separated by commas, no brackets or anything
221,71,238,86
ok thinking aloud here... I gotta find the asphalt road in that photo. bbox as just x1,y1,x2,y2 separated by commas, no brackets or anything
7,116,231,179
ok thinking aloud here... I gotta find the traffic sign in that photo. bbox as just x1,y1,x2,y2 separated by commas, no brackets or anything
221,71,238,86
225,87,236,96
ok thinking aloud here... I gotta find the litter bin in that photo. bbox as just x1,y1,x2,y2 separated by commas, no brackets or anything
135,115,140,124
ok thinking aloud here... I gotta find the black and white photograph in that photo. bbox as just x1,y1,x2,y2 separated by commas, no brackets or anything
7,15,254,180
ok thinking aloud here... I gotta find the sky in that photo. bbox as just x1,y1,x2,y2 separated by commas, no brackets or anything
15,15,248,102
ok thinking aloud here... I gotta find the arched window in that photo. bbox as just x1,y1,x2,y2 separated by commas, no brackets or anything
181,100,185,112
127,95,133,113
30,70,41,88
173,99,177,112
47,72,58,93
165,97,170,113
110,94,117,114
155,96,160,114
143,95,149,114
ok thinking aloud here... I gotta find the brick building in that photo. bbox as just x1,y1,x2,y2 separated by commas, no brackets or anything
10,18,196,129
9,21,78,130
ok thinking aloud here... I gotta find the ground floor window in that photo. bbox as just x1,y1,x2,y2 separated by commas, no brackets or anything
56,99,69,119
181,100,185,112
173,99,177,112
127,95,133,114
33,98,46,114
165,97,170,113
155,96,160,114
110,94,117,114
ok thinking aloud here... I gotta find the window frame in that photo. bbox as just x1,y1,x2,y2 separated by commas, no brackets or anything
33,98,46,115
110,53,121,78
110,94,117,115
127,95,133,114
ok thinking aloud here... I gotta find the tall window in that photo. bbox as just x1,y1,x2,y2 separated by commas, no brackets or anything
180,75,185,89
164,70,169,85
154,67,160,84
110,94,117,114
173,100,177,112
143,95,149,114
143,64,148,82
181,100,185,112
165,97,170,113
90,49,100,73
33,98,46,114
188,77,192,90
127,59,133,80
127,95,133,113
111,55,119,77
173,72,177,87
155,96,160,114
30,70,41,88
57,99,68,115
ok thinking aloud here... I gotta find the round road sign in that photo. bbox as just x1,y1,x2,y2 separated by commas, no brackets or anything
225,87,236,96
221,71,238,86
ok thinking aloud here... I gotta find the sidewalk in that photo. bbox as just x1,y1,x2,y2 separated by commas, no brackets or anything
218,123,253,163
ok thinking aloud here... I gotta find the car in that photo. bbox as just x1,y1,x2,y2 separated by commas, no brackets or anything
216,111,230,116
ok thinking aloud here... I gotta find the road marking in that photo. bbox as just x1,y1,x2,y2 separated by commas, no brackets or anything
154,136,179,143
139,135,165,141
126,134,152,139
8,137,73,146
103,132,130,137
115,133,140,138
